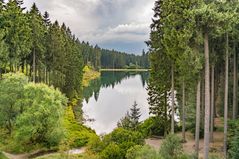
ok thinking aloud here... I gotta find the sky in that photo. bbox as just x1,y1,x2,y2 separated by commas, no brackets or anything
23,0,155,54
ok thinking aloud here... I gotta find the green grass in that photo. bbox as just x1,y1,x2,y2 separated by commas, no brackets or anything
0,152,8,159
100,68,150,72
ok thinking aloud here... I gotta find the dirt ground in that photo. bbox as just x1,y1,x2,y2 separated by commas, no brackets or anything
146,118,224,159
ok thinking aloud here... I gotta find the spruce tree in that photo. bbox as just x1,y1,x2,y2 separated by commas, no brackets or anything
129,101,141,130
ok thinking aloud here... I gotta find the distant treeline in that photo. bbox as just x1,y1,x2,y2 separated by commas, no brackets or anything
0,0,149,98
82,45,150,69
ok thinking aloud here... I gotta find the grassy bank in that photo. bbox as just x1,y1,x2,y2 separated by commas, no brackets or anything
100,68,150,72
0,152,8,159
82,66,100,87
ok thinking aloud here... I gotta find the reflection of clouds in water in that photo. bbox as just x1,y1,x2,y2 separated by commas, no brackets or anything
82,75,149,135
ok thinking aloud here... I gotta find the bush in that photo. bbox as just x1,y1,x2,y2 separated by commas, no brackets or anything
228,120,239,159
126,145,161,159
0,73,28,134
64,105,97,148
139,117,166,137
0,152,8,159
0,73,69,152
159,134,183,159
13,83,67,151
87,135,104,153
109,128,144,145
88,128,144,159
100,143,122,159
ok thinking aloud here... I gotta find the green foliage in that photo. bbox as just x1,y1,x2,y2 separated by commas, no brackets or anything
228,120,239,159
0,73,68,152
0,152,8,159
126,145,160,159
82,65,100,87
117,112,131,130
159,134,183,159
139,117,166,137
88,128,144,159
13,83,67,151
3,0,32,69
0,73,28,134
100,143,122,159
63,105,97,148
117,101,141,131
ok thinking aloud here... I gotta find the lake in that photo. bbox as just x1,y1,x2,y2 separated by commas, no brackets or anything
82,71,150,135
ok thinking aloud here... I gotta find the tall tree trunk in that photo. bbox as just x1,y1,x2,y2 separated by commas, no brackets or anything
21,61,24,73
171,63,175,134
44,67,47,84
204,31,210,159
33,48,36,83
0,68,2,79
223,33,229,157
201,72,205,127
195,80,201,159
182,79,186,142
26,63,28,76
233,41,237,119
164,91,168,137
210,65,215,142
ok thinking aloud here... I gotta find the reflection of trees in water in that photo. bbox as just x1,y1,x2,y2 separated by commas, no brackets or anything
83,71,150,103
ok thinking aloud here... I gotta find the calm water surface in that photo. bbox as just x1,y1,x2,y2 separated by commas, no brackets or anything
82,71,149,135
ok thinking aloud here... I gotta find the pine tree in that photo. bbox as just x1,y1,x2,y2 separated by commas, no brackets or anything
4,0,31,71
129,101,141,130
28,3,46,82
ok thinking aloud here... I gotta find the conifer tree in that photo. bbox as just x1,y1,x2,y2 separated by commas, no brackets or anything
129,101,141,130
4,0,31,72
28,3,45,82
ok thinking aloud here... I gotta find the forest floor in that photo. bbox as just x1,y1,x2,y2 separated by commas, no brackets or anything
146,118,224,159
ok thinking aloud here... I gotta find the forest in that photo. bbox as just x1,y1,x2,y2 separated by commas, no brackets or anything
1,0,239,159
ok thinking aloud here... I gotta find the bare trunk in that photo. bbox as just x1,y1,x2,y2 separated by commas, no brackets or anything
210,65,215,142
0,68,2,79
21,61,24,73
33,48,36,83
233,41,237,119
26,64,28,76
195,80,201,159
164,91,168,137
204,31,210,159
171,63,175,134
201,73,205,127
223,33,229,157
182,79,186,142
44,67,47,84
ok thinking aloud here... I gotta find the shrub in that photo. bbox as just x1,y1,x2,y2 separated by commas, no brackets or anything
64,105,97,148
88,128,145,159
0,73,28,134
228,120,239,159
126,145,161,159
87,135,104,153
159,134,183,159
13,83,67,151
139,117,166,137
100,143,122,159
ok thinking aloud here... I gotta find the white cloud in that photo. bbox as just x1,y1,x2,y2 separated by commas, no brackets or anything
22,0,155,54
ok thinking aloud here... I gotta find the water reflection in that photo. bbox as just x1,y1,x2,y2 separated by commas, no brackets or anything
82,71,149,135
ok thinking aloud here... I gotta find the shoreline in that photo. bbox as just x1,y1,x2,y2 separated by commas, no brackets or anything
100,68,150,72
